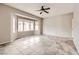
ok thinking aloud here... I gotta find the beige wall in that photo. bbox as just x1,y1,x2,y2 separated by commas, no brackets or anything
0,5,11,44
34,19,43,35
72,4,79,53
0,4,42,44
17,31,34,39
43,13,73,38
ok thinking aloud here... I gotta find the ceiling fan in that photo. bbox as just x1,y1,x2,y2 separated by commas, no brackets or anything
37,6,50,14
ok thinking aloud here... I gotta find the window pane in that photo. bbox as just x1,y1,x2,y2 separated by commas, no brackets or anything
30,21,34,30
18,19,23,32
24,21,30,31
35,21,39,30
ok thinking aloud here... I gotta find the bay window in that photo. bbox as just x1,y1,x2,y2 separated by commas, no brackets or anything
17,16,35,32
17,16,39,32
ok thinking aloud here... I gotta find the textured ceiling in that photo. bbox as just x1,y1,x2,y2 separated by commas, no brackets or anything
5,3,74,18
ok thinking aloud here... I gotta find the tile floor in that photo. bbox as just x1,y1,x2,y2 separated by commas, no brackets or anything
0,35,78,55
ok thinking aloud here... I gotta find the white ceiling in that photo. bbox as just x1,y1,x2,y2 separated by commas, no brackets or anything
5,3,74,18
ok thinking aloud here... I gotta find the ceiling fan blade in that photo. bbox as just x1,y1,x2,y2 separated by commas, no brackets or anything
44,10,49,13
44,8,50,10
40,12,42,14
42,6,44,9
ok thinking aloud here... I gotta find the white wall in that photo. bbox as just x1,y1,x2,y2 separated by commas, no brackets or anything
43,13,73,38
72,4,79,53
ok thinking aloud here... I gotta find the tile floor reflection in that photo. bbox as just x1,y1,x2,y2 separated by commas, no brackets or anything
0,35,78,55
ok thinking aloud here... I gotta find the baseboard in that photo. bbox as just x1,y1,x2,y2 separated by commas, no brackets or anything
0,41,11,46
43,34,73,40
